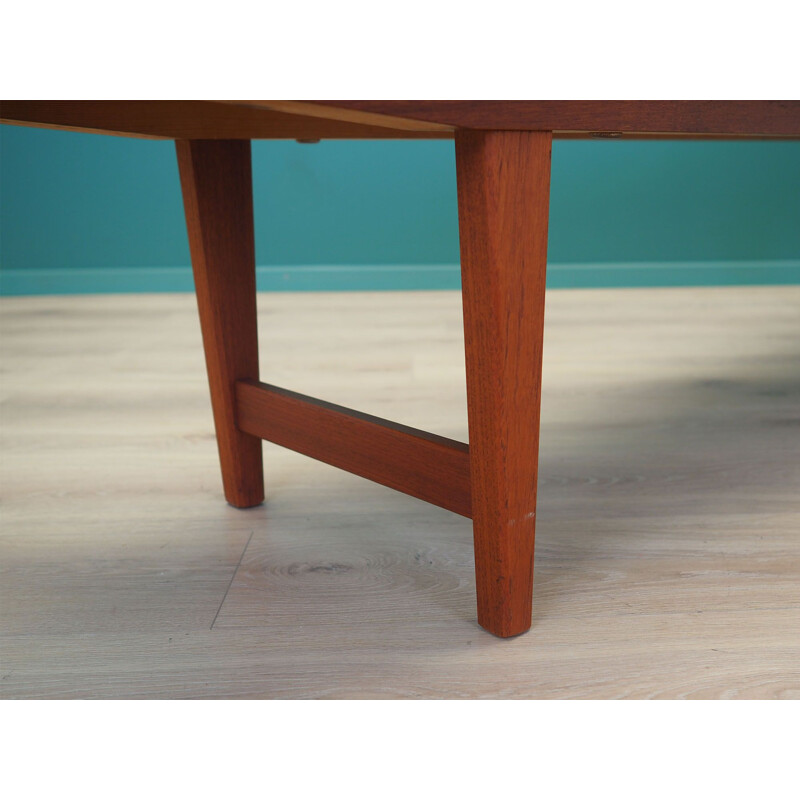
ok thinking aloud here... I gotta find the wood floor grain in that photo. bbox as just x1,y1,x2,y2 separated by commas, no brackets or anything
1,287,799,698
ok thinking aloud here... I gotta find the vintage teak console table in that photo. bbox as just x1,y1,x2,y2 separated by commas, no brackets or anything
3,100,799,637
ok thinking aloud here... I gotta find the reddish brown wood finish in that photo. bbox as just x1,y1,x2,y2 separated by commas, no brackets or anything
0,100,452,140
4,101,799,140
301,100,800,137
455,129,552,638
236,380,471,517
176,140,264,508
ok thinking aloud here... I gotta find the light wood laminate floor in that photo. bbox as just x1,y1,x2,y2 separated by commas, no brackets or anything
1,286,798,699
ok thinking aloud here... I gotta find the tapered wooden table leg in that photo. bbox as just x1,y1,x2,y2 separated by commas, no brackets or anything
176,139,264,508
455,130,552,637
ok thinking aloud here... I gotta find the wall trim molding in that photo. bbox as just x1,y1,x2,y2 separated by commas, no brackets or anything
2,260,799,296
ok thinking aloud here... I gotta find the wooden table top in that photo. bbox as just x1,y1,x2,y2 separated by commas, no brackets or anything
2,100,800,140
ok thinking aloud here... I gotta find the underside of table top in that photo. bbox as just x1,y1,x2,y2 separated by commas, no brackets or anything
2,100,799,140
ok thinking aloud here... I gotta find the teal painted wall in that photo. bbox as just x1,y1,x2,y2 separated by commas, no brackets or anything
1,125,799,293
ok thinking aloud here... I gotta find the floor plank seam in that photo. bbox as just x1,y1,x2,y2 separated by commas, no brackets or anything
210,530,254,630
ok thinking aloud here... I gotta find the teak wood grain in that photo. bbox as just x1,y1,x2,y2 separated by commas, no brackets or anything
0,100,453,140
236,380,472,517
3,100,799,140
176,139,264,508
297,100,800,138
456,130,552,638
